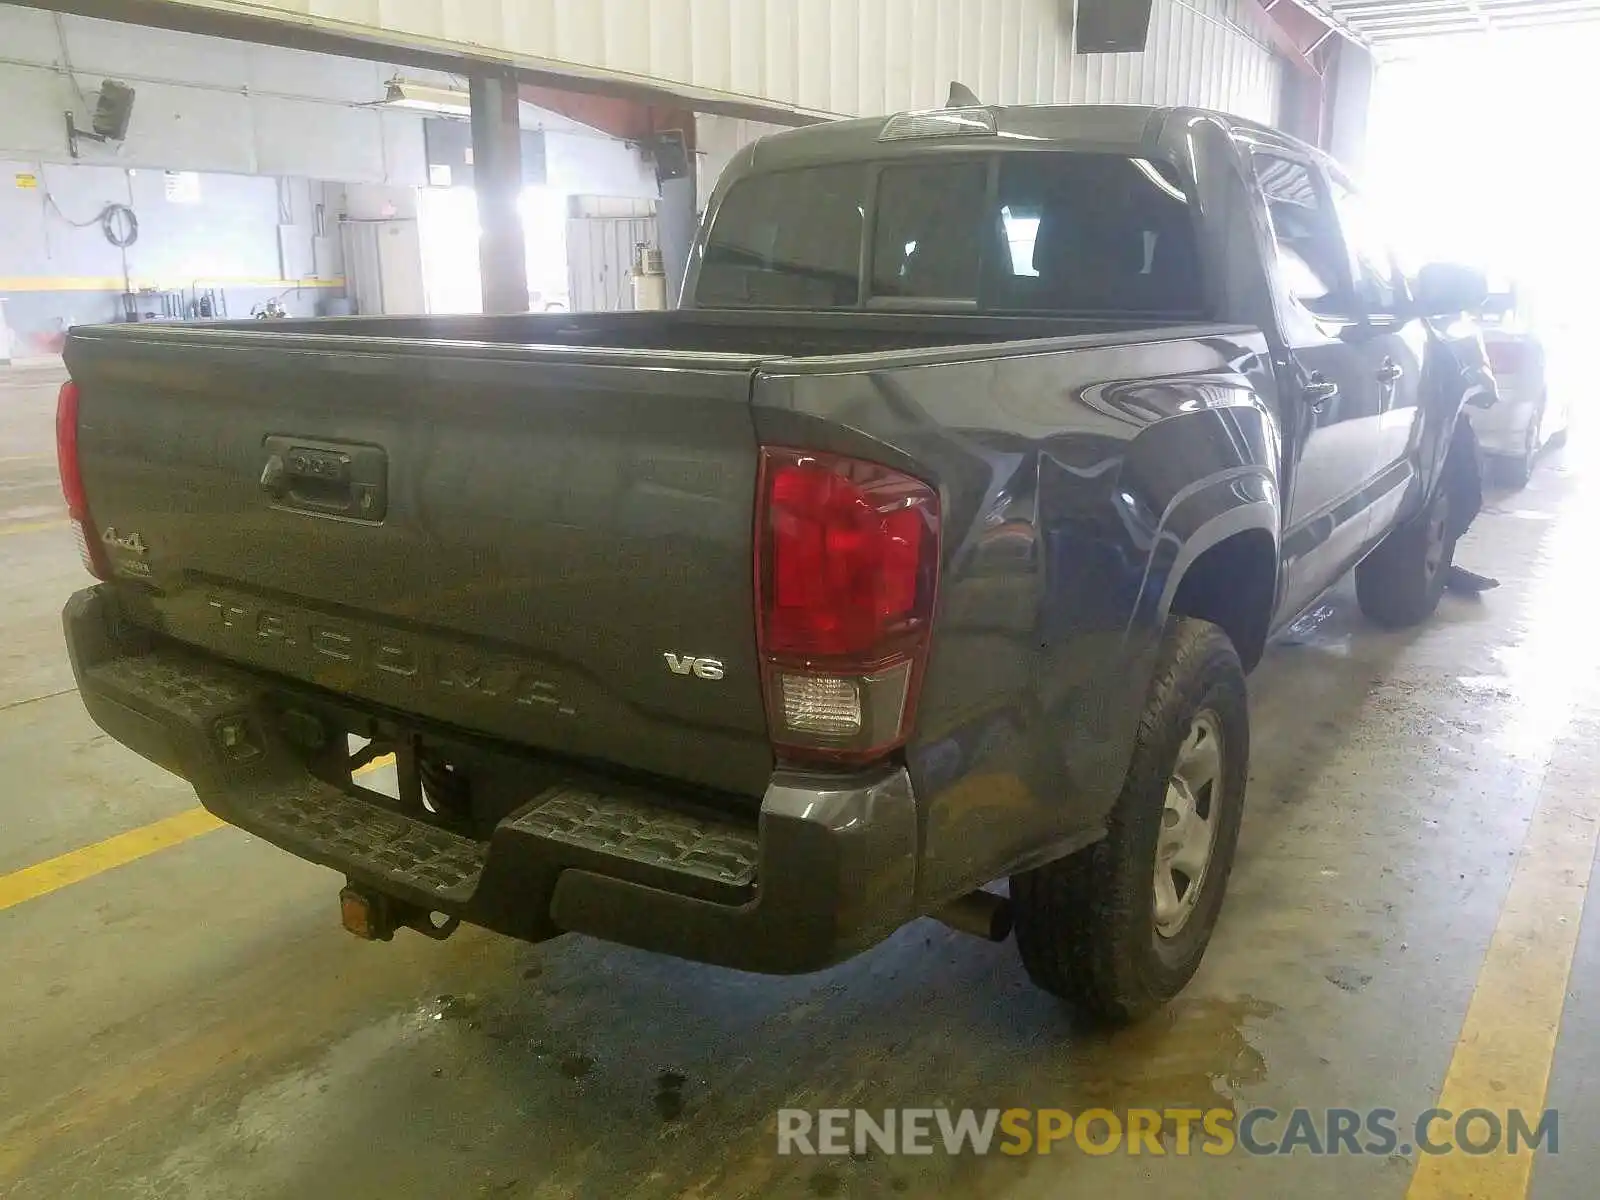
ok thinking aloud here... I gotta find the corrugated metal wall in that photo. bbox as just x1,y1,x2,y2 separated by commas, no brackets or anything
147,0,1283,123
1067,1,1281,120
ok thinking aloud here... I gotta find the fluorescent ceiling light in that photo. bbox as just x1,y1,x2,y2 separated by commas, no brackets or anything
383,80,471,117
379,79,608,137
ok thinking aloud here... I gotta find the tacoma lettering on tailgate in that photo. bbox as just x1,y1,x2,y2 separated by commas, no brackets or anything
203,594,577,715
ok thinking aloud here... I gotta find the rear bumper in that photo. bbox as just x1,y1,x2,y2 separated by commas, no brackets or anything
64,586,919,973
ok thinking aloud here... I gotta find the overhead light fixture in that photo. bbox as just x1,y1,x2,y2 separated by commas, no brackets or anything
382,79,471,118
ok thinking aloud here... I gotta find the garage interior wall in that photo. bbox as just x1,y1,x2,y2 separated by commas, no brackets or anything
125,0,1283,122
2,0,1284,344
0,161,341,341
0,6,438,350
0,6,672,345
0,8,430,180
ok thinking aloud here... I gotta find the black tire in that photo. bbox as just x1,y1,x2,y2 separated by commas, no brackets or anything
1011,618,1248,1025
1354,483,1454,628
1499,405,1542,489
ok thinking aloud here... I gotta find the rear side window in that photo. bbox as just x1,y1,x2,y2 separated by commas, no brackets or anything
1329,181,1401,315
1253,154,1350,316
695,153,1205,318
697,164,866,308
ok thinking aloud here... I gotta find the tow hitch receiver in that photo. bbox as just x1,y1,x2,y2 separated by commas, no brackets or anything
340,882,398,941
339,881,460,942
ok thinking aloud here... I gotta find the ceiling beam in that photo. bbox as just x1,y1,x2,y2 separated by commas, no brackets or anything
1328,0,1600,41
12,0,835,125
1367,9,1600,35
1250,0,1355,75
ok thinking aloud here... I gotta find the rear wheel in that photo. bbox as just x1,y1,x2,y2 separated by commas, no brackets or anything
1355,484,1454,628
1011,619,1248,1025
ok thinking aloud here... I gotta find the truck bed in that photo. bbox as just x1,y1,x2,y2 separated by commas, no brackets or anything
62,309,1245,808
193,308,1191,359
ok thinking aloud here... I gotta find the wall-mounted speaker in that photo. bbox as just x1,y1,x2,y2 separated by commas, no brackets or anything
66,79,136,157
1075,0,1155,53
91,80,136,141
651,131,690,183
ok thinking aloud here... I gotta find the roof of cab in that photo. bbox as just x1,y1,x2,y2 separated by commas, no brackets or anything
741,103,1315,173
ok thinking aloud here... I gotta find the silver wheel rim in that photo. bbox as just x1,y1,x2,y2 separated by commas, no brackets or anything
1154,710,1224,939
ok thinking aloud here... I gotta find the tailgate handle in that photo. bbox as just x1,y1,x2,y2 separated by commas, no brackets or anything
261,436,387,522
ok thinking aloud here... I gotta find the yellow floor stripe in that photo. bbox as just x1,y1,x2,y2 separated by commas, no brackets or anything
1406,761,1600,1199
0,808,225,913
0,754,396,914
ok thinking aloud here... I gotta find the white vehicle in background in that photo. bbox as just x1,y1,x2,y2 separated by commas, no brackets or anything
1470,287,1565,487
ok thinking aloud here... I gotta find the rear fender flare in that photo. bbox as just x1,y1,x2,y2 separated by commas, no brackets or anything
1129,470,1281,639
1157,488,1281,624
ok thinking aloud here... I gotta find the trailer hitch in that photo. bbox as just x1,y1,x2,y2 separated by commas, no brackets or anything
339,881,460,942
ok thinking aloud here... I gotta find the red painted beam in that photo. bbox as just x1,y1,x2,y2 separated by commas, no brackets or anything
518,84,696,151
1249,0,1344,76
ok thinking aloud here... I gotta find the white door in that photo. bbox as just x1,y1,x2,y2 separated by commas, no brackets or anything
342,219,426,315
566,216,658,311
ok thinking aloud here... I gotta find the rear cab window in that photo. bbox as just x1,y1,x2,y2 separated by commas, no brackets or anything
695,164,867,309
696,152,1206,319
871,162,989,300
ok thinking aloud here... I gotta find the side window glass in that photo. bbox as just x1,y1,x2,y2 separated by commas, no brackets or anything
1330,182,1400,315
697,165,867,308
1252,154,1352,319
985,154,1205,316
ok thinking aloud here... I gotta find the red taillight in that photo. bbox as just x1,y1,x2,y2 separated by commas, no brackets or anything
756,448,940,764
56,380,109,580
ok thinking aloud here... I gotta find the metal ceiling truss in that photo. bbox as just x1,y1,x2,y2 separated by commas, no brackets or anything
1319,0,1600,42
1249,0,1352,76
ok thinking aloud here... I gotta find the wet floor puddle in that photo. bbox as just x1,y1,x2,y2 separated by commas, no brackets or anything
783,996,1278,1199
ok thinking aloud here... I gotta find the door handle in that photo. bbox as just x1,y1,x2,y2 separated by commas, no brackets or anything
1303,374,1339,412
260,436,387,521
259,452,289,499
1376,359,1405,385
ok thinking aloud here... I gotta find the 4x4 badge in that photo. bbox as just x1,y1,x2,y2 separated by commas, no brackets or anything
102,527,148,556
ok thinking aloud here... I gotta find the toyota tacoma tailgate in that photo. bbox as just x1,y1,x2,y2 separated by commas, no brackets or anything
63,324,773,798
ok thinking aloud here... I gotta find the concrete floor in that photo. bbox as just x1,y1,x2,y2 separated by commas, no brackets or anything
2,359,1596,1198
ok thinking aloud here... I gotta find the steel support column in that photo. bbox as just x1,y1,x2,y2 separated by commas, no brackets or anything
469,72,529,315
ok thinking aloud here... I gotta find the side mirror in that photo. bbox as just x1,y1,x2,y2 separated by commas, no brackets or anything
1413,263,1488,317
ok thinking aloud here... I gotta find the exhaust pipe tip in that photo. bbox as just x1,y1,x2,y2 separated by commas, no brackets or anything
934,888,1013,942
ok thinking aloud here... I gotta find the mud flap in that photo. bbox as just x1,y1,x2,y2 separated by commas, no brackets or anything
1442,418,1483,543
1441,419,1499,594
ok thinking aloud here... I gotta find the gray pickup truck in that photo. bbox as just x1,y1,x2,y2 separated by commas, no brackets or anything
59,103,1487,1023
